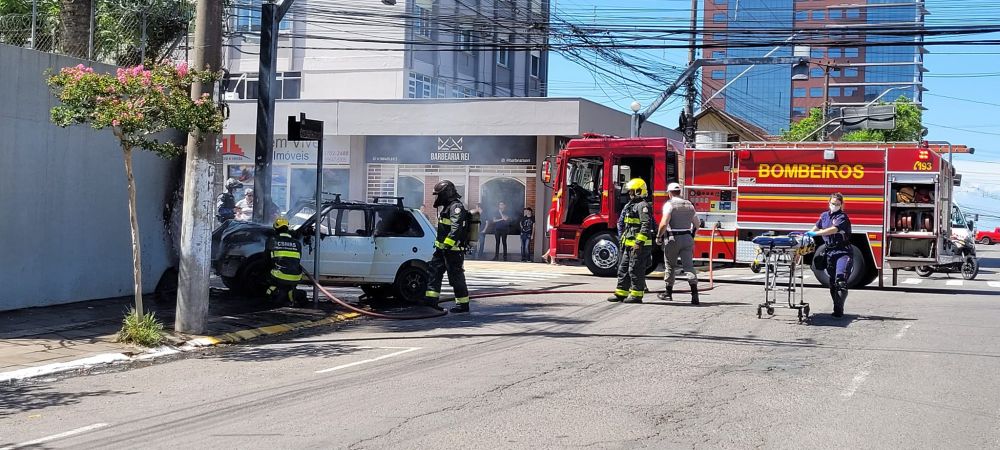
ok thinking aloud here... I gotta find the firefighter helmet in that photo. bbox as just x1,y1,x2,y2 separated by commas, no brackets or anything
432,180,460,207
273,215,289,231
625,178,648,197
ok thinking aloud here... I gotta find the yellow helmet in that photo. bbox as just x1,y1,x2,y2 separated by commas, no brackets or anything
273,215,289,230
625,178,648,197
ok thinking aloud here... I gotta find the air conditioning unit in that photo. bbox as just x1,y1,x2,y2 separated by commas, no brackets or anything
224,92,239,101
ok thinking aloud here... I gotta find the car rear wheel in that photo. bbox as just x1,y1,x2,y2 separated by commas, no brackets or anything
980,237,993,245
235,255,271,297
394,265,429,304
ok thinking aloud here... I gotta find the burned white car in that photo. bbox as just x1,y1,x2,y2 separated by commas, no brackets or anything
211,197,436,303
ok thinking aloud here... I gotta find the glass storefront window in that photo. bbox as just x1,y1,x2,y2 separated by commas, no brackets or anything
290,168,350,210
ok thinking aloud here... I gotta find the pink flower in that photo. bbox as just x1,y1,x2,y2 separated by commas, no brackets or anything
112,119,121,126
194,98,205,105
176,62,189,78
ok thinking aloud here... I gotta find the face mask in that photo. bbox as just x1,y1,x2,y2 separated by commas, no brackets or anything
829,203,842,213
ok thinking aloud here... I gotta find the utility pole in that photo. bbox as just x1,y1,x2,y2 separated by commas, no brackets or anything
683,0,699,143
253,0,295,223
820,61,835,141
176,0,223,334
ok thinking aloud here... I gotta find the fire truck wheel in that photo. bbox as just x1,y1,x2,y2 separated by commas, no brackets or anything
810,244,868,288
583,232,619,277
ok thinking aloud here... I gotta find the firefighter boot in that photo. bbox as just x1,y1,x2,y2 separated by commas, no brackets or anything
657,285,673,301
689,282,700,305
607,289,627,302
450,302,470,313
424,297,445,311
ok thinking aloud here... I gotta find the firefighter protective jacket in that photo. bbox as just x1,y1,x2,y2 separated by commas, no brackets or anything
435,199,469,251
267,231,303,283
620,198,653,249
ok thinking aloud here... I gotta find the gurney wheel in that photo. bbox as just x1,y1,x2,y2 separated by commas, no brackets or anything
757,306,762,319
803,305,810,318
766,306,774,316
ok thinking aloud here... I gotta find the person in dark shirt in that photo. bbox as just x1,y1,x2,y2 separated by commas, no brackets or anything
492,201,510,261
806,192,853,318
519,207,536,262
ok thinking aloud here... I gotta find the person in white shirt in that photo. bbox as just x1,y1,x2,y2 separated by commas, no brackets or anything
235,189,254,221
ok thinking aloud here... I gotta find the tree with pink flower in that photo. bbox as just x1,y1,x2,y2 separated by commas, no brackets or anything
48,62,224,337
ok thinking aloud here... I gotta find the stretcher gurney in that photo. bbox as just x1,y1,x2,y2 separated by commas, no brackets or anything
751,233,813,323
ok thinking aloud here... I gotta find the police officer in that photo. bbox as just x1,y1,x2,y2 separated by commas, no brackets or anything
806,192,852,318
424,180,472,313
656,183,701,305
217,178,241,223
266,215,305,306
608,178,654,304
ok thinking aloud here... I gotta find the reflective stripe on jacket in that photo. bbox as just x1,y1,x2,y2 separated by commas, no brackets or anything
267,232,302,282
436,199,469,250
620,199,653,247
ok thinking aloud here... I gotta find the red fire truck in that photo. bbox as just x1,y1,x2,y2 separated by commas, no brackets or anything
543,136,972,287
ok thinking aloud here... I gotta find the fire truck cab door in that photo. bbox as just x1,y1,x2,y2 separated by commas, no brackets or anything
613,156,655,217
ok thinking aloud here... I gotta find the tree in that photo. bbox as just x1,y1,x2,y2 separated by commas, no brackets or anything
842,97,923,142
780,107,825,142
48,62,223,319
59,0,91,58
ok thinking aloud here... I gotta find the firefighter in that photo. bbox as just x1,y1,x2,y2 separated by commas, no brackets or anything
424,180,472,313
656,183,701,305
608,178,654,304
806,192,852,318
266,215,305,306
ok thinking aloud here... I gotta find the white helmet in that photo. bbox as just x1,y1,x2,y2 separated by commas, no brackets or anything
667,182,682,193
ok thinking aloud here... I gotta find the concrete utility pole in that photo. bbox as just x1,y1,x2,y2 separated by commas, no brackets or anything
821,62,834,141
176,0,223,334
683,0,699,143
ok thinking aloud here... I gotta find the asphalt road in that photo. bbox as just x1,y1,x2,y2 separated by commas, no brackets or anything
3,248,1000,449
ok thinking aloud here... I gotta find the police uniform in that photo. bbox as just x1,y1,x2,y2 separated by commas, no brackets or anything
816,209,853,315
610,193,653,303
425,197,471,312
660,195,700,304
266,229,303,305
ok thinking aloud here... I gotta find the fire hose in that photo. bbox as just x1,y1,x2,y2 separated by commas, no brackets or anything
301,227,719,320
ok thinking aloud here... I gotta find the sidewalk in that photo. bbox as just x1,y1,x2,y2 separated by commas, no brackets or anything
0,285,359,380
0,261,587,380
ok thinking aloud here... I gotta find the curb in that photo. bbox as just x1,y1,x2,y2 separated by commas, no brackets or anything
0,311,362,383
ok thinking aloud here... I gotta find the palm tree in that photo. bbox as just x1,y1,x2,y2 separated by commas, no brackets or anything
59,0,92,58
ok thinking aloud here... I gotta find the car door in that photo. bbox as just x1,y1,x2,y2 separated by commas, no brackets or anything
372,208,430,282
319,207,375,279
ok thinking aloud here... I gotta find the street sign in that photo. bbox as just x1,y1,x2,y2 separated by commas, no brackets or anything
288,113,324,141
840,105,896,131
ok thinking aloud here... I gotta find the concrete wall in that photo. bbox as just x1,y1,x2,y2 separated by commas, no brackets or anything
0,45,179,311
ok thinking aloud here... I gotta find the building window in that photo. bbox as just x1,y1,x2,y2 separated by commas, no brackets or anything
408,73,433,98
795,10,807,21
530,0,543,14
223,71,300,100
812,10,825,20
844,87,858,96
810,87,823,97
793,107,807,116
829,87,841,97
714,0,727,3
233,1,292,33
829,9,843,19
497,42,511,67
846,8,860,19
794,88,807,98
711,51,725,59
844,68,859,77
810,67,824,77
845,48,859,58
811,48,824,58
457,29,474,52
711,70,725,80
414,5,432,39
452,85,477,98
713,12,727,22
831,69,841,78
828,48,842,58
530,50,541,77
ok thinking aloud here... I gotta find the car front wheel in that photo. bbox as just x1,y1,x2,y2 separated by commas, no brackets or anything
394,265,430,304
235,255,271,298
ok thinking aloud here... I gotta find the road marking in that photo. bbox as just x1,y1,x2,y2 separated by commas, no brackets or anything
842,370,871,398
315,347,421,374
902,278,922,285
945,279,964,286
988,281,1000,288
894,323,912,339
1,423,110,450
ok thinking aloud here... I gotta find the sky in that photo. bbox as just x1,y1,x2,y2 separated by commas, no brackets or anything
546,0,1000,230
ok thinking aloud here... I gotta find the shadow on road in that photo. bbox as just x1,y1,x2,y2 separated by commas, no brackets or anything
211,342,369,362
0,383,133,417
807,313,918,328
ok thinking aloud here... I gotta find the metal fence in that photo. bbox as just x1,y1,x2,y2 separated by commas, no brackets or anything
0,5,190,67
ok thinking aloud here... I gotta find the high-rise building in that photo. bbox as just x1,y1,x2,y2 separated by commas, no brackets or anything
701,0,926,135
221,0,549,101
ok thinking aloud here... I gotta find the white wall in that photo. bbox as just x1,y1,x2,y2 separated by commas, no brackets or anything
0,45,178,311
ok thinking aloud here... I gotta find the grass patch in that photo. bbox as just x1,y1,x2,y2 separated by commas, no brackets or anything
117,309,164,347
